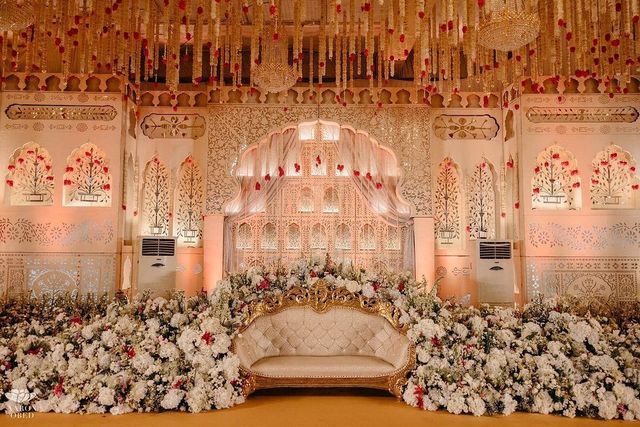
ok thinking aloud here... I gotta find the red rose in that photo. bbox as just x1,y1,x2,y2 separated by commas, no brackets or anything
201,331,213,345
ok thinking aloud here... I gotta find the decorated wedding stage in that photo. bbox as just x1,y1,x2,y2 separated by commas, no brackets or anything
1,257,640,420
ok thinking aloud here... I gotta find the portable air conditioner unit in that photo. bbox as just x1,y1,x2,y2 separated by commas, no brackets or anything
136,237,177,296
472,240,516,306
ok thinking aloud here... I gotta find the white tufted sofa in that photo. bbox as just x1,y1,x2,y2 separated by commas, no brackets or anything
233,285,415,397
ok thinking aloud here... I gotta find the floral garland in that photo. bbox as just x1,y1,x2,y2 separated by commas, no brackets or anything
1,258,639,420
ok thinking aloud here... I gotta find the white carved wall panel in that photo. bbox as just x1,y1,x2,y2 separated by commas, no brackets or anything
0,90,123,295
521,93,640,304
207,105,431,216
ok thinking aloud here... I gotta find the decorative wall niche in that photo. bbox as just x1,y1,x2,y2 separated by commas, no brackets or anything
63,143,112,206
174,156,203,247
434,156,463,248
6,142,54,206
531,144,581,210
590,144,639,209
467,158,497,240
142,156,171,236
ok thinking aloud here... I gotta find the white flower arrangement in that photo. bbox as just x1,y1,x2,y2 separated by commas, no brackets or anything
0,259,638,420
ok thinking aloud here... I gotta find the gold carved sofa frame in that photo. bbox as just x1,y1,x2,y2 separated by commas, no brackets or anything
233,280,416,397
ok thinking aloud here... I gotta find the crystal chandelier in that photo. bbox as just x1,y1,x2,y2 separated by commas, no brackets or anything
252,23,298,94
0,0,35,32
478,2,540,52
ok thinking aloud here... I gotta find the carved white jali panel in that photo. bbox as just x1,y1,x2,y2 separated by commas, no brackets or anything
142,156,171,236
63,142,112,206
525,257,640,303
175,156,204,247
467,158,496,240
0,253,116,297
531,144,581,210
230,142,408,272
589,144,639,209
6,142,55,205
434,157,462,248
207,105,431,215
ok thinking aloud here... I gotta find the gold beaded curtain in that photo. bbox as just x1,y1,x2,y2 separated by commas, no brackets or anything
0,0,639,97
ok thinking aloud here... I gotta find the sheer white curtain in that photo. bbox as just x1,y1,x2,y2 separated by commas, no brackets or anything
224,121,415,273
333,125,415,272
224,127,299,271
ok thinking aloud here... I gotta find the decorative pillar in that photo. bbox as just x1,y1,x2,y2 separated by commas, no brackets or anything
203,214,225,291
413,216,435,285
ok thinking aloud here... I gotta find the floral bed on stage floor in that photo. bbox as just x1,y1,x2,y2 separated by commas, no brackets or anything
1,258,639,419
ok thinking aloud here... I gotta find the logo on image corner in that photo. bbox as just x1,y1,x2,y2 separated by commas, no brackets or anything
5,389,36,419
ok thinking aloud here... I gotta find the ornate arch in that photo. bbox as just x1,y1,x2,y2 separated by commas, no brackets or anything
63,142,112,207
207,105,431,215
590,144,638,209
531,144,581,210
6,142,54,206
175,156,204,247
142,156,171,236
434,156,463,248
467,158,497,240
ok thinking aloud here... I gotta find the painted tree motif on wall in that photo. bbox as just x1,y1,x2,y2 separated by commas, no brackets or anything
590,144,639,209
434,157,462,247
63,143,112,207
142,156,170,236
175,156,203,246
6,142,54,206
531,144,581,210
467,159,496,240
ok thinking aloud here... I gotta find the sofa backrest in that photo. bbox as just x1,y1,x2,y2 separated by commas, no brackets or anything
234,306,410,370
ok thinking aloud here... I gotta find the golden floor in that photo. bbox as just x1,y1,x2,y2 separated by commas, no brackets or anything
1,389,636,427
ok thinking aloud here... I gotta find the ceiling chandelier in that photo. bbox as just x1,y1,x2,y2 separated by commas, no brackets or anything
0,0,35,33
478,2,540,52
251,23,298,94
0,0,637,100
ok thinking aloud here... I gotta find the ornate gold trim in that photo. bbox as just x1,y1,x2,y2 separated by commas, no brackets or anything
235,280,415,398
238,280,407,333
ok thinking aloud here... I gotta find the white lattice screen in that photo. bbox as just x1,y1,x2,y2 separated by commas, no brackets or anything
230,140,407,272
